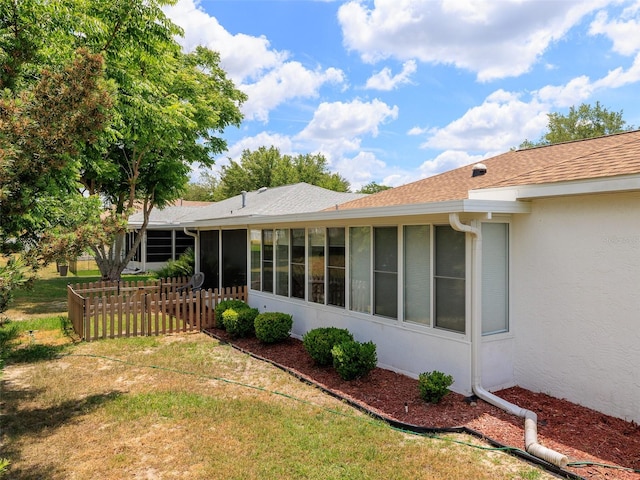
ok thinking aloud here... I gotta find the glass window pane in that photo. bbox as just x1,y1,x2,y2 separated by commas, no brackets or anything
308,227,325,304
222,229,246,288
350,227,371,314
262,230,273,293
328,267,345,307
275,229,289,297
374,227,397,318
434,225,465,333
290,229,305,299
435,278,465,333
374,227,398,272
250,229,261,290
435,226,465,278
404,225,430,325
375,271,397,318
146,230,172,262
482,223,509,334
328,228,345,267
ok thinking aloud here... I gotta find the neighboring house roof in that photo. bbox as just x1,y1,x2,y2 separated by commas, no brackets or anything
183,183,366,224
128,183,366,228
336,130,640,210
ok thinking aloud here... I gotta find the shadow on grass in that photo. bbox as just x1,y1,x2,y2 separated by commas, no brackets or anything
0,391,123,479
5,343,70,364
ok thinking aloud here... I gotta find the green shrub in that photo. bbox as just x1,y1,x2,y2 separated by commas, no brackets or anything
221,307,258,338
254,312,292,344
303,327,354,366
331,340,377,380
214,299,249,330
154,247,194,279
418,371,454,403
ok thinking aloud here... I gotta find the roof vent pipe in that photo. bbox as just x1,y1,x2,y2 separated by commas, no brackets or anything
241,190,247,208
472,163,487,177
258,186,267,193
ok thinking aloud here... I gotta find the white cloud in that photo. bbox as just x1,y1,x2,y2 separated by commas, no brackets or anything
296,98,399,148
423,89,548,151
589,5,640,56
241,64,344,122
334,151,388,190
338,0,613,81
365,60,417,90
165,0,346,123
418,150,492,179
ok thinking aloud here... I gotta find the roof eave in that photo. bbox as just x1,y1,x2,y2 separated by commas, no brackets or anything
470,174,640,201
181,199,530,228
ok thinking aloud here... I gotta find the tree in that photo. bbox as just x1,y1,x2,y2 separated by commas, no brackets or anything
1,0,246,281
213,146,350,200
519,102,633,149
357,182,391,194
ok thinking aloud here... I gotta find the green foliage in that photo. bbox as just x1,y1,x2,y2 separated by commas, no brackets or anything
213,146,350,200
0,257,30,314
214,299,249,330
254,312,293,344
303,327,354,366
331,340,377,381
519,101,633,148
0,457,9,477
357,182,392,194
154,248,194,279
221,307,258,338
418,371,454,404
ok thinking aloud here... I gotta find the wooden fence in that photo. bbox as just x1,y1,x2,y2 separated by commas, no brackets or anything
67,278,247,341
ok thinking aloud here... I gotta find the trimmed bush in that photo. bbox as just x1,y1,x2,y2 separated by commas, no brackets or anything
254,312,292,344
303,327,354,366
331,340,377,380
221,307,258,338
418,371,454,404
214,299,249,329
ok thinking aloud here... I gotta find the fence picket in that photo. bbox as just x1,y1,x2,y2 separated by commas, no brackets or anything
66,280,247,341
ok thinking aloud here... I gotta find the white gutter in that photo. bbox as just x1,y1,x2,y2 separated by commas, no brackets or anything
183,228,200,273
448,213,568,468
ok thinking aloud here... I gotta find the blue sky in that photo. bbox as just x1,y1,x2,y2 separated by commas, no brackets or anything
165,0,640,191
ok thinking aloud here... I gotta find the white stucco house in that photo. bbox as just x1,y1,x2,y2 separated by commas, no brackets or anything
175,131,640,428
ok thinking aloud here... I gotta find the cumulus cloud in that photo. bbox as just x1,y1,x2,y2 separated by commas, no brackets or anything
165,0,346,122
338,0,612,81
296,98,399,145
418,150,492,178
365,60,417,90
589,6,640,55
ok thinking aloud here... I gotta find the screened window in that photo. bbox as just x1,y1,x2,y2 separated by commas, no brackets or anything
262,230,274,293
275,229,290,297
222,229,247,289
350,227,371,314
374,227,398,319
308,228,325,304
175,230,195,257
200,230,220,290
327,228,345,307
434,225,465,333
404,225,430,325
290,229,305,299
250,229,261,291
146,230,172,262
482,223,509,335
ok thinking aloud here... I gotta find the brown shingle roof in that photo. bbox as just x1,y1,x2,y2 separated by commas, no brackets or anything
337,130,640,210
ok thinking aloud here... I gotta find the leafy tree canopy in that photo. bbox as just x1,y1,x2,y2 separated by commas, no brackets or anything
199,146,350,201
519,101,634,149
1,0,246,281
357,182,391,194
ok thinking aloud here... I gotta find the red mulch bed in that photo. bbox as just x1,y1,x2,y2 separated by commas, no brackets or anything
206,329,640,480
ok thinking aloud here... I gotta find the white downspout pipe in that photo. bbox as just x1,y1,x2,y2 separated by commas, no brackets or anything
449,213,568,468
183,228,200,274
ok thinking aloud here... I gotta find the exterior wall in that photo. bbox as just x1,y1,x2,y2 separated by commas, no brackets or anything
249,292,473,394
511,192,640,422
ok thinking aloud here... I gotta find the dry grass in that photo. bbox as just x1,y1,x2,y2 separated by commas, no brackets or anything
0,330,555,480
